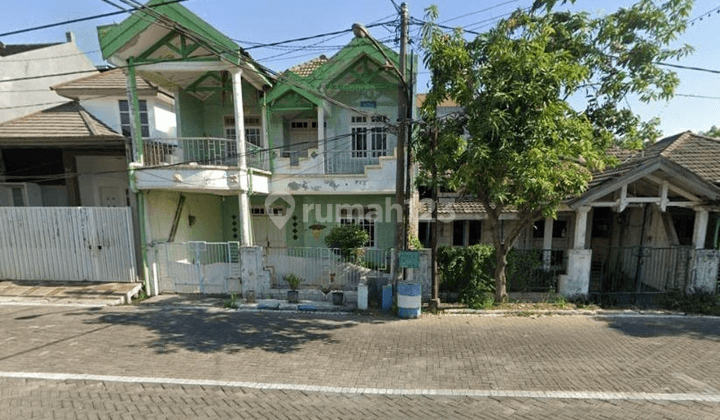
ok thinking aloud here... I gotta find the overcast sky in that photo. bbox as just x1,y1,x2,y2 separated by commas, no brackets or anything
3,0,720,137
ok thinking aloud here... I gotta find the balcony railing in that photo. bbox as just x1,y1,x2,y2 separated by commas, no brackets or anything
325,150,389,174
142,138,269,171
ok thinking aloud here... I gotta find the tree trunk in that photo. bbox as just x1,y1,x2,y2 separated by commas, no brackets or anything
494,244,509,302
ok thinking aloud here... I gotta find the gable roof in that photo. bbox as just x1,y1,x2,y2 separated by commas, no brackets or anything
52,68,165,99
588,131,720,189
0,101,124,146
98,0,242,63
288,55,329,78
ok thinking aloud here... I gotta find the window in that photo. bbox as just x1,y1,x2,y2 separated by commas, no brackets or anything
533,219,567,238
350,115,387,158
224,116,262,147
339,207,376,248
453,220,483,246
250,206,284,216
119,100,149,138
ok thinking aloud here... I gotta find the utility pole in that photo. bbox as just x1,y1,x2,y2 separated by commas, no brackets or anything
393,2,408,293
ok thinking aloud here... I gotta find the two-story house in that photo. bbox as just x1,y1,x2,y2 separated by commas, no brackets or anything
97,0,413,296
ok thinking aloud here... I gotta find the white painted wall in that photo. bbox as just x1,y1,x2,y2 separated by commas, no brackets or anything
76,156,129,207
80,96,176,139
0,42,97,123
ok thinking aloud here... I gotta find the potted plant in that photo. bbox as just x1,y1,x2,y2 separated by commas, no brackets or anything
285,273,301,303
332,290,344,305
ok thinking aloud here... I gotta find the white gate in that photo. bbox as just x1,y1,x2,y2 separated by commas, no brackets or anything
0,207,137,282
155,241,241,294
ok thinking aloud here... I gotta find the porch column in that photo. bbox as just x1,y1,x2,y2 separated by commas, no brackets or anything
174,88,182,137
231,69,252,246
692,207,709,250
559,207,592,299
542,217,554,270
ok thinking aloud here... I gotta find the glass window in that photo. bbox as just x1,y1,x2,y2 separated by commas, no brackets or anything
351,114,387,158
119,100,149,138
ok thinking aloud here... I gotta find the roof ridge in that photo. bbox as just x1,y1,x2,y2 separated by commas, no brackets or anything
661,130,693,157
51,69,106,90
0,100,75,127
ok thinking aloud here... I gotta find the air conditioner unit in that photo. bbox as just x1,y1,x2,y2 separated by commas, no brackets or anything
0,182,42,206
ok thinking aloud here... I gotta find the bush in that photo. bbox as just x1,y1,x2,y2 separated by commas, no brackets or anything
324,224,369,261
438,244,495,303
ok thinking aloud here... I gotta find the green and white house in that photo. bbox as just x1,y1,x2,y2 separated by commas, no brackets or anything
98,0,417,297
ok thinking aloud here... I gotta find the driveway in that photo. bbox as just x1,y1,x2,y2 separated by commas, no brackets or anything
0,304,718,419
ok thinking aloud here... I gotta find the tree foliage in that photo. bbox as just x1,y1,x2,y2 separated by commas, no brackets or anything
417,0,692,300
324,224,370,261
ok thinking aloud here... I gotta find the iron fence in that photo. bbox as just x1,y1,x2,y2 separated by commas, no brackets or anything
155,241,240,294
264,247,392,291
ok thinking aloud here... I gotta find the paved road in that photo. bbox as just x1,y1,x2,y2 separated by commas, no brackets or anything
0,304,718,419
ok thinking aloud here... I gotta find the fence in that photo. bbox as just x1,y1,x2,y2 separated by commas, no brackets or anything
506,248,566,292
264,247,392,291
0,207,136,282
154,241,240,294
590,246,691,296
325,150,389,174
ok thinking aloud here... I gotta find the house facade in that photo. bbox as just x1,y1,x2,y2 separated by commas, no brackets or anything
419,132,720,301
98,0,412,295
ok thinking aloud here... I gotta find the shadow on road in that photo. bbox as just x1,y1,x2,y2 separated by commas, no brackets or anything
82,305,393,354
597,316,720,341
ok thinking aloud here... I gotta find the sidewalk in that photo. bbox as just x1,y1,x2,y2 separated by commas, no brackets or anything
139,293,359,312
0,280,142,306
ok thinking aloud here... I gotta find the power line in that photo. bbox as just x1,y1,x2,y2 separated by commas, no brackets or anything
689,4,720,24
0,0,188,38
440,0,520,24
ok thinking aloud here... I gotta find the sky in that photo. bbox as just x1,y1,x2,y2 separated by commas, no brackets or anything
2,0,720,137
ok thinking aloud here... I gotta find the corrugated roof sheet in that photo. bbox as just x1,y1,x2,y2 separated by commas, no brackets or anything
0,101,123,140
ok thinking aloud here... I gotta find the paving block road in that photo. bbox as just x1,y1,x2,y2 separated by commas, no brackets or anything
0,304,718,419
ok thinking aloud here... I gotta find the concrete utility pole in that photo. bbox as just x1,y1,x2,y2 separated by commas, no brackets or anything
393,2,409,292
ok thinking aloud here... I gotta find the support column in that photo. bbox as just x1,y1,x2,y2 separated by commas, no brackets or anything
316,103,325,169
692,208,709,250
687,207,717,295
559,207,592,299
231,69,252,246
542,217,554,270
125,58,149,287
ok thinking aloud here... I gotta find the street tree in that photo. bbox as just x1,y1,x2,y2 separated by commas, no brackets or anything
417,0,693,301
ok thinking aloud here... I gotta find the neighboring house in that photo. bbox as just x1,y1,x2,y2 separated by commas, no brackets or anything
0,46,175,285
418,131,720,300
97,0,413,296
0,33,98,124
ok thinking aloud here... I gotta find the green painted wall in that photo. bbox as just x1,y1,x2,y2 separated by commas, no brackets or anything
145,190,225,243
179,79,262,138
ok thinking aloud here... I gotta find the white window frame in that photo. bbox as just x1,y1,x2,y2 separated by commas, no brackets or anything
350,115,387,158
339,207,376,248
224,115,262,147
119,99,149,138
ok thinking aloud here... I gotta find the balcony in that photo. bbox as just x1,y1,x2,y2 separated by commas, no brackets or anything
274,144,393,175
142,138,270,172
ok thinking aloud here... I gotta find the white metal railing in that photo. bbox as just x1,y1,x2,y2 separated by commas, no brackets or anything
325,150,389,174
143,138,269,171
264,247,392,290
155,241,240,294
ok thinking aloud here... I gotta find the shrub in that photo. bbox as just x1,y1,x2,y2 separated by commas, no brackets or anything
285,273,302,290
438,244,495,303
324,224,369,261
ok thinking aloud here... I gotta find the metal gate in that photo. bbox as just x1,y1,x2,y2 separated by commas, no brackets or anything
0,207,137,282
155,241,240,294
590,246,691,305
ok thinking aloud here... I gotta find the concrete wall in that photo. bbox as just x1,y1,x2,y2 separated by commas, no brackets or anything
0,41,97,123
144,190,225,244
76,156,128,206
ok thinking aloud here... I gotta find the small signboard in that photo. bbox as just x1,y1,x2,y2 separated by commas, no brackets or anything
360,100,377,108
399,251,420,268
